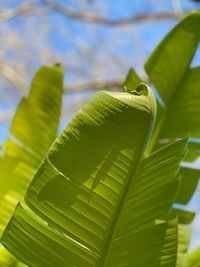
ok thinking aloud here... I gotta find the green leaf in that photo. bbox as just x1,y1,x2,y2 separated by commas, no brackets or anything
178,225,192,254
186,139,200,162
177,245,200,267
176,167,200,204
145,12,200,105
145,13,200,210
122,68,141,92
187,246,200,266
0,247,26,267
1,86,188,266
0,64,64,234
176,225,192,267
145,12,200,144
173,208,195,225
161,216,178,267
160,67,200,139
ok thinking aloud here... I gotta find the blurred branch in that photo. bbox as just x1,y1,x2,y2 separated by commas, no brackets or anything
0,1,188,26
171,0,183,13
65,80,122,92
0,3,49,22
44,0,187,26
0,64,27,91
0,110,13,123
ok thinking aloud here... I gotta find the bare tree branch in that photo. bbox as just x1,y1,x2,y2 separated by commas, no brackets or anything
0,64,27,91
0,3,49,22
64,80,122,92
171,0,183,13
44,0,188,26
0,1,188,26
0,110,13,123
64,71,149,92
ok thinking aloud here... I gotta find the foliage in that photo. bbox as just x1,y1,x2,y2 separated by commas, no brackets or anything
0,12,200,267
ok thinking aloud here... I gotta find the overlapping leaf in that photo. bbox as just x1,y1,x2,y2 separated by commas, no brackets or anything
145,12,200,206
0,64,63,233
1,84,188,266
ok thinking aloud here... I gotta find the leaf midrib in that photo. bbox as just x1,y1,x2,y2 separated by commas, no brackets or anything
97,145,148,266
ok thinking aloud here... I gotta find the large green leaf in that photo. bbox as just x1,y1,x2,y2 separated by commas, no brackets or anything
160,67,200,139
145,12,200,106
145,12,200,206
1,85,188,266
0,248,26,267
145,12,200,147
0,64,64,234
